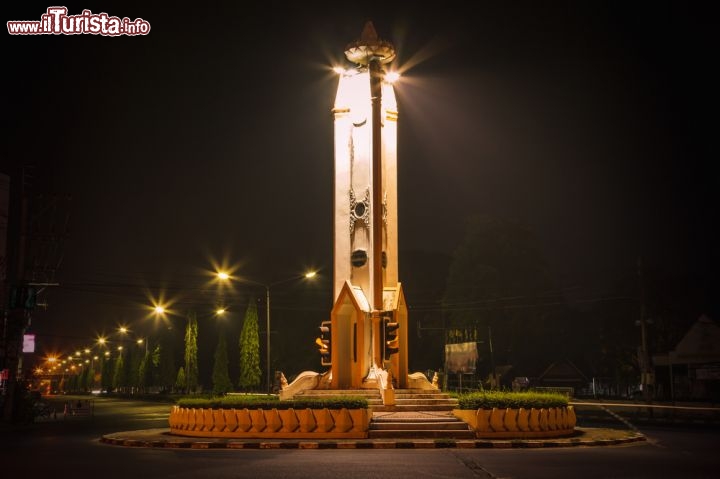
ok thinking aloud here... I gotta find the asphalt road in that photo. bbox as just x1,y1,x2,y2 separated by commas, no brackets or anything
1,395,719,478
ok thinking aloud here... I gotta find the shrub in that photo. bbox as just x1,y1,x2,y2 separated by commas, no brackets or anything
456,390,568,410
176,395,368,410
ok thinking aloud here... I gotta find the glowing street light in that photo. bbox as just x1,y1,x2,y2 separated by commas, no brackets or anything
385,71,400,83
136,337,149,355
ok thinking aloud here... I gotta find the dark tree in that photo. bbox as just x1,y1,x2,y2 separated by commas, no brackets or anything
112,354,126,392
184,311,199,393
100,357,114,392
212,330,233,395
443,215,567,377
238,301,261,391
156,329,176,393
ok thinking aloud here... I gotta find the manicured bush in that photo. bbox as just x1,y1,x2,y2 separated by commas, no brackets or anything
456,390,568,410
176,395,368,410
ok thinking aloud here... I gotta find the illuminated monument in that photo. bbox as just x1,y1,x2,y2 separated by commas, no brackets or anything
281,22,433,402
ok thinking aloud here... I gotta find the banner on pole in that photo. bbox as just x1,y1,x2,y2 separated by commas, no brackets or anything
23,334,35,353
445,341,478,373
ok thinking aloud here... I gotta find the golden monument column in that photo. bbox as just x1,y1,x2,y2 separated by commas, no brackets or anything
280,23,434,401
329,21,406,392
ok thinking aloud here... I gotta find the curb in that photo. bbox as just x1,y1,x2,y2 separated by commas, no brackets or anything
99,430,646,450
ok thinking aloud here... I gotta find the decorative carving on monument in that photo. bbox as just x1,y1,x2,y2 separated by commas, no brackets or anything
349,187,370,235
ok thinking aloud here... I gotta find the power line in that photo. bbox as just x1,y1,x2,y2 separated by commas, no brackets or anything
410,295,635,312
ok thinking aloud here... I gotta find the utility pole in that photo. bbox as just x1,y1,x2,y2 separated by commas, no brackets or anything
637,257,651,402
488,326,496,389
2,167,29,422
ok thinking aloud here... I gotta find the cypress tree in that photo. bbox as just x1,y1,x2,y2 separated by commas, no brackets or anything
175,366,186,392
138,348,153,393
238,300,262,391
212,330,233,395
112,354,126,392
101,357,113,392
184,311,199,393
157,329,176,393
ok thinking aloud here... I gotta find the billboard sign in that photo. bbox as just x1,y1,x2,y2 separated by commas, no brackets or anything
445,341,478,373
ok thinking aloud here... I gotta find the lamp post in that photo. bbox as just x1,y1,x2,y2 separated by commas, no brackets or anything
217,270,317,393
137,338,148,355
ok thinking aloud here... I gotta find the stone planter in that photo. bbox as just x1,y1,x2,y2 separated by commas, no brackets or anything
453,406,576,439
168,406,371,439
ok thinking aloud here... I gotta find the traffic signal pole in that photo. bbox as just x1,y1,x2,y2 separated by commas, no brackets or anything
2,168,28,423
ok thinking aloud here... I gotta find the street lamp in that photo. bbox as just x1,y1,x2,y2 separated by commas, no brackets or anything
137,338,148,355
217,269,318,393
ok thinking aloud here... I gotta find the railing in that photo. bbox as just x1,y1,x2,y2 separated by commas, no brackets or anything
63,399,94,418
372,366,395,406
533,386,574,397
570,400,720,424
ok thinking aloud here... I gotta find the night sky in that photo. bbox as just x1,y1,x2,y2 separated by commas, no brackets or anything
3,2,717,372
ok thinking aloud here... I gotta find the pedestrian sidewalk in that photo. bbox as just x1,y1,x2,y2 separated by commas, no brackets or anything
100,426,645,450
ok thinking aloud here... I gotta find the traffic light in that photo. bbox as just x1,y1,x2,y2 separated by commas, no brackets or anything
315,321,331,366
383,316,399,359
9,286,37,310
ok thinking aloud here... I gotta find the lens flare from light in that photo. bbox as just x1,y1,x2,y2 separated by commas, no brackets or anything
385,71,400,83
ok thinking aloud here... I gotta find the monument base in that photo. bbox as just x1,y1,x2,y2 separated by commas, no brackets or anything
278,370,437,404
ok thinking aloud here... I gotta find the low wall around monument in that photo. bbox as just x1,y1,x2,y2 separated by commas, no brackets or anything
453,406,576,438
168,406,371,439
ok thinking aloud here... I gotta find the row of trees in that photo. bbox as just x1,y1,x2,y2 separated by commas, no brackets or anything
409,214,707,394
60,214,706,397
64,301,264,396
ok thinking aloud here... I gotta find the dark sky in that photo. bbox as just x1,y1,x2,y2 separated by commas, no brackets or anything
3,2,717,359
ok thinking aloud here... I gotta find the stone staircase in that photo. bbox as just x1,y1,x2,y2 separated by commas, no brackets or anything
292,388,472,439
369,412,474,439
375,388,459,412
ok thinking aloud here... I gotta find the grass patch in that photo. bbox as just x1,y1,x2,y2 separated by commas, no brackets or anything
456,390,568,410
176,395,368,410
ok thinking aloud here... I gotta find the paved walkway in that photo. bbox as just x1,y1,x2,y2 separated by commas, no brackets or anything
100,425,646,450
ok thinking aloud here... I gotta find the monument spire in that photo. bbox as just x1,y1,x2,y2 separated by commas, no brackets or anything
344,21,396,66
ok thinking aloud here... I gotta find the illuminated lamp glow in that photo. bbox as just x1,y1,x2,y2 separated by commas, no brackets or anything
385,71,400,83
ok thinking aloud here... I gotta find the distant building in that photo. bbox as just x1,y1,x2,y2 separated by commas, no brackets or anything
652,315,720,402
536,359,589,396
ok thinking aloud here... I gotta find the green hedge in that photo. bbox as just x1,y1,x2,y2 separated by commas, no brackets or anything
456,390,568,410
176,395,368,410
